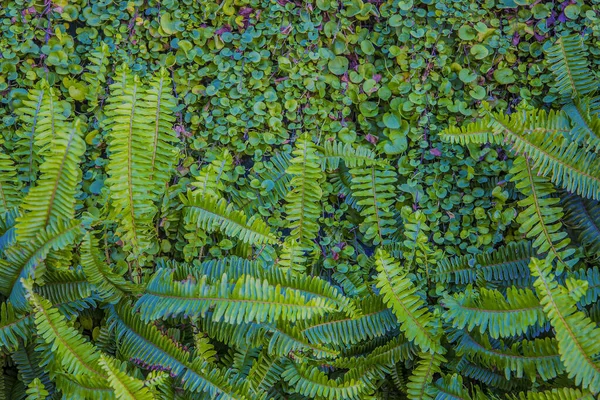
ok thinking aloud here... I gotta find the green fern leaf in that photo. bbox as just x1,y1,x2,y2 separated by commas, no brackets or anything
545,34,595,101
511,156,578,272
104,65,157,258
282,362,369,400
442,285,545,339
351,165,397,245
508,387,595,400
281,135,324,269
452,329,563,381
99,355,155,400
0,220,83,310
374,249,441,353
562,194,600,256
563,98,600,151
406,351,446,400
181,190,277,245
300,296,397,347
25,378,49,400
0,302,32,352
0,149,21,214
136,269,332,323
144,68,178,196
319,141,383,170
530,257,600,393
15,118,85,242
81,232,142,304
433,241,533,286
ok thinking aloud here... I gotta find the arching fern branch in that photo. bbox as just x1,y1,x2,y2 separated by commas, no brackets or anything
15,118,85,242
143,68,178,197
406,351,446,400
80,232,142,304
281,361,370,400
0,220,83,311
530,257,600,394
104,64,157,260
99,355,155,400
350,164,397,246
507,387,595,400
545,34,595,102
135,269,333,323
562,98,600,151
562,194,600,256
181,190,277,246
442,285,545,339
451,329,563,381
279,135,324,271
374,249,442,353
319,141,383,170
510,156,578,273
0,146,21,214
432,241,533,287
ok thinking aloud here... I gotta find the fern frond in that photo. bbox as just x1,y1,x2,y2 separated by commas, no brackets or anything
508,387,595,400
432,241,533,286
282,362,369,400
15,118,85,242
406,351,446,400
25,378,49,400
143,68,178,196
99,355,155,400
181,190,277,245
499,111,600,200
13,81,68,183
282,135,324,264
0,220,83,310
81,232,142,304
562,194,600,256
374,249,441,353
104,65,157,258
136,269,332,323
192,149,234,197
248,351,285,394
27,289,106,378
184,256,353,315
0,151,21,214
510,156,578,272
319,141,383,170
442,285,545,339
432,374,476,400
82,42,110,109
455,357,522,391
0,302,32,352
545,34,595,101
570,267,600,307
563,99,600,151
439,117,499,146
300,296,397,346
53,373,115,400
452,329,563,381
351,165,397,245
108,303,248,399
265,323,339,359
530,257,600,393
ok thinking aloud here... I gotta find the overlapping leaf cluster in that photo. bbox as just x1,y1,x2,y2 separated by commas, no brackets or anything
1,0,600,399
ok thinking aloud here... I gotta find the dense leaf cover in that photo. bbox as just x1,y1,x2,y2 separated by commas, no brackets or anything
1,0,600,399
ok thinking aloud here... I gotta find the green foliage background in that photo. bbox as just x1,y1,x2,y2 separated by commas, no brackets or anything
1,0,600,399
